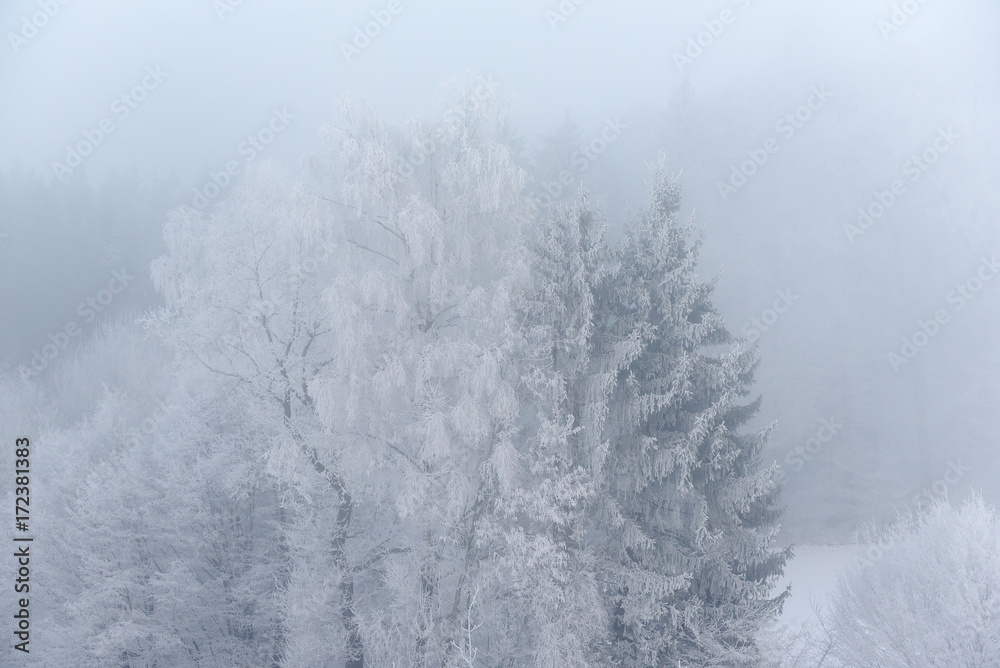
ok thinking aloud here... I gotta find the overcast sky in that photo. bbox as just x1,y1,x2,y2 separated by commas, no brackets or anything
2,0,994,186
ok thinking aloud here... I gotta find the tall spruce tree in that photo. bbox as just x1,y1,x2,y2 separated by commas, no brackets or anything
579,160,790,666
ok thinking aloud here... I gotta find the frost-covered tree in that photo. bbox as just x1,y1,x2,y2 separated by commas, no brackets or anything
12,317,287,668
14,321,195,668
510,166,788,666
140,76,615,668
490,194,614,666
301,77,546,667
40,383,286,667
586,161,789,666
823,496,1000,668
146,162,358,667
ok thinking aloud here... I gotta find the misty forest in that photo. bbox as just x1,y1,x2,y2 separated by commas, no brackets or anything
1,2,999,667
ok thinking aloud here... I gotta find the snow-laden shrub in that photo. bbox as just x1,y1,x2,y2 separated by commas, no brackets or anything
824,495,1000,668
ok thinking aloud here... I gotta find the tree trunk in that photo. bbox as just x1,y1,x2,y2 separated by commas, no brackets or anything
305,444,364,668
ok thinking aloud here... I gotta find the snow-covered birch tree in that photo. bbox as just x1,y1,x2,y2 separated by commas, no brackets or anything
303,77,541,667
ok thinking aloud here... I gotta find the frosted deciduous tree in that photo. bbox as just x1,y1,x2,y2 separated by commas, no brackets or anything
304,78,541,667
146,163,350,666
18,318,285,667
824,496,1000,668
144,77,609,668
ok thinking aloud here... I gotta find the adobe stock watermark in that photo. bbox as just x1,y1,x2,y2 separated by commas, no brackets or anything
272,206,340,283
878,0,932,40
17,268,135,381
396,81,496,178
770,417,842,489
393,78,495,178
886,254,999,372
850,458,970,572
717,86,832,202
740,288,800,342
190,107,294,210
213,0,247,21
7,0,72,54
545,0,588,30
52,66,168,182
911,459,970,512
289,238,338,284
538,117,627,206
340,0,406,63
673,0,755,74
844,126,958,243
